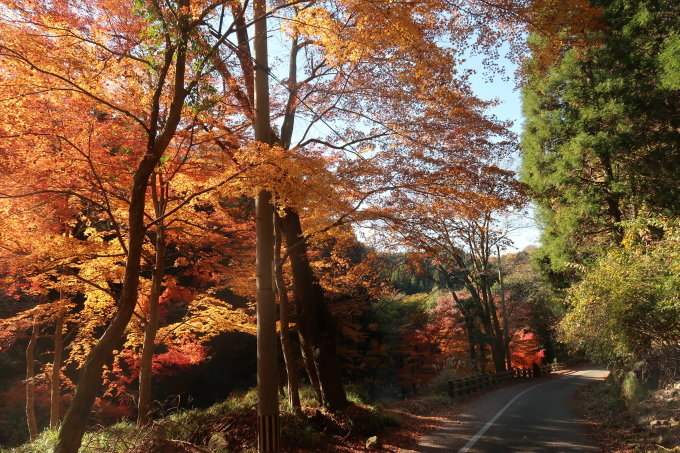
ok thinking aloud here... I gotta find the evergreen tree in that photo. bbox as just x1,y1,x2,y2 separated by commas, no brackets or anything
521,0,680,283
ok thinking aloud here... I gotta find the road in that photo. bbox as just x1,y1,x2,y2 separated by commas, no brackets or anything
401,367,609,453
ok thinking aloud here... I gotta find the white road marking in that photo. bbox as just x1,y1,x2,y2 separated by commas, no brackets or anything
457,379,558,453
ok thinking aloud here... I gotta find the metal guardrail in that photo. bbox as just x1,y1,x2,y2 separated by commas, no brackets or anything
448,363,567,398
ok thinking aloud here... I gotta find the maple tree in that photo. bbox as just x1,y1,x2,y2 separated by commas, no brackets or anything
373,164,528,374
0,0,266,450
205,0,603,414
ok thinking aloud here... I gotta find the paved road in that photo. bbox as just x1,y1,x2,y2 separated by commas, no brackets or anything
401,367,609,453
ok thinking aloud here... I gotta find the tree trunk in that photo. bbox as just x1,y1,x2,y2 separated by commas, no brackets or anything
55,155,161,453
54,17,190,451
478,311,506,373
280,208,348,411
496,246,512,370
464,317,479,375
490,336,507,373
487,308,508,372
300,340,324,405
137,223,166,426
51,308,65,429
274,214,302,414
26,319,38,441
55,192,147,453
478,341,488,374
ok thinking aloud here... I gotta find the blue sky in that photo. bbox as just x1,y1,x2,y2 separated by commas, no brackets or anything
465,52,541,252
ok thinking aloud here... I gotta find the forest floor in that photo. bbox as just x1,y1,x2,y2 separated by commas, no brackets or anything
291,391,488,453
572,377,680,452
113,384,497,453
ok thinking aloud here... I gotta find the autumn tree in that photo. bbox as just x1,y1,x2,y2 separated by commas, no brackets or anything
375,164,528,373
214,0,519,409
0,291,75,442
501,248,563,362
0,0,608,443
188,0,604,413
0,0,264,450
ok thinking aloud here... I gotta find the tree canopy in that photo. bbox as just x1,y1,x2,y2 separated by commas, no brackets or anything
0,0,608,450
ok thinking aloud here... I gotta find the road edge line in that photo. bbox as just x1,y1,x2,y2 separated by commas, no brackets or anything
457,378,559,453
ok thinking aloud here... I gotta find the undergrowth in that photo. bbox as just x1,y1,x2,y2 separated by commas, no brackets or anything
574,374,660,452
0,383,408,453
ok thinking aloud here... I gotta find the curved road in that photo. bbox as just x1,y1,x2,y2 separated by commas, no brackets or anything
402,367,609,452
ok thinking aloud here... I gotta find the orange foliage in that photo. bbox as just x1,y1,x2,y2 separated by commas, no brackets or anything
0,0,599,441
510,331,545,369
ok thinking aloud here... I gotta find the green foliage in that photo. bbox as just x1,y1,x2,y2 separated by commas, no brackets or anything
344,384,371,406
521,0,680,282
503,250,564,356
421,368,464,397
659,34,680,90
346,407,401,435
389,263,434,295
559,218,680,375
0,423,142,453
371,293,430,337
279,416,322,449
591,374,629,413
621,371,647,405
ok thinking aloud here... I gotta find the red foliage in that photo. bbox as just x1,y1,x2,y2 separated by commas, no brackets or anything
394,292,546,388
153,339,208,377
510,331,545,368
431,293,475,375
395,309,441,388
102,337,208,410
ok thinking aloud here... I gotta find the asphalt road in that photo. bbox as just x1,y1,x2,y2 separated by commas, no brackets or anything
401,367,609,453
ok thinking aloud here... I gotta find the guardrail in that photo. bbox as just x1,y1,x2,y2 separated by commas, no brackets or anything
448,363,566,398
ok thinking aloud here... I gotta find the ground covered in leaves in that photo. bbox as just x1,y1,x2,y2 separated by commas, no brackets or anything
290,394,477,453
572,377,680,452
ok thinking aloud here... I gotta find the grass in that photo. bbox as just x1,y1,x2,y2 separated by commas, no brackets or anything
0,429,59,453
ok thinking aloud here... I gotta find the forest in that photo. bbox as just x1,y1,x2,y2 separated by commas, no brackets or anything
0,0,677,451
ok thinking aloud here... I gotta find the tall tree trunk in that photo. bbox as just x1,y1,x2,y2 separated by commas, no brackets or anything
26,319,38,441
55,150,167,453
496,246,512,370
55,181,149,453
280,208,348,411
51,307,65,429
137,223,166,426
486,321,507,373
478,312,506,373
490,336,507,373
488,312,508,372
300,340,324,405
